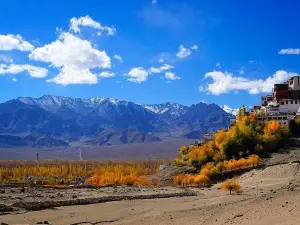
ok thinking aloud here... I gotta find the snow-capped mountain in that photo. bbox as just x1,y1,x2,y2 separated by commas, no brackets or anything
220,105,251,116
220,105,239,116
0,95,234,147
18,95,124,114
143,102,188,118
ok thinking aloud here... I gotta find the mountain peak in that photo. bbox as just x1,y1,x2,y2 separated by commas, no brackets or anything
90,97,121,105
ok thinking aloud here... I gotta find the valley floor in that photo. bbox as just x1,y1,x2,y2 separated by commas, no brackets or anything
2,159,300,225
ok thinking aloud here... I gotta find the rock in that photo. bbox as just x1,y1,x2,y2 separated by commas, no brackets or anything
44,221,49,224
1,222,9,225
0,190,5,194
72,195,77,199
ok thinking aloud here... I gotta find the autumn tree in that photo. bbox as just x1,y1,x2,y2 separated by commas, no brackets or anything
221,179,241,195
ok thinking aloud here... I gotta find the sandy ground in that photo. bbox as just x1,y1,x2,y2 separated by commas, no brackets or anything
2,148,300,225
1,162,300,225
0,186,186,206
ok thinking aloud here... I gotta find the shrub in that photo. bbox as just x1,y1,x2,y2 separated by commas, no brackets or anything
221,179,241,194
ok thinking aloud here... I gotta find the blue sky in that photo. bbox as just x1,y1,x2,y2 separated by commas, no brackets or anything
0,0,300,108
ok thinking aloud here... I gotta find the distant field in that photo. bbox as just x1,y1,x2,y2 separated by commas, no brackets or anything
0,138,195,160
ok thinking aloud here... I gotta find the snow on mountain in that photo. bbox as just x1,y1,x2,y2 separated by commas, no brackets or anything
19,96,236,120
18,95,126,114
220,105,252,115
143,102,188,117
220,105,239,115
17,95,155,123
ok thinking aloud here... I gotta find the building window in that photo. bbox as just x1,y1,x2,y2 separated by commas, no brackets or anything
296,101,298,104
286,100,289,104
284,122,286,125
281,101,284,105
291,100,293,104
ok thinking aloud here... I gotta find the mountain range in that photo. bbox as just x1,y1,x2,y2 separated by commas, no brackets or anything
0,95,234,147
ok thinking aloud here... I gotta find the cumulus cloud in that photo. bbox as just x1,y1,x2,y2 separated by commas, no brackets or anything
99,71,115,78
152,0,157,5
200,70,297,95
47,66,97,85
0,64,48,78
127,64,178,83
278,48,300,55
29,32,111,85
0,34,34,51
176,45,191,58
69,15,116,36
113,54,123,63
12,78,17,82
127,67,149,83
165,71,180,80
148,64,174,73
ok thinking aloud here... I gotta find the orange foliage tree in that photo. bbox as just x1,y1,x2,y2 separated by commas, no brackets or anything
220,179,241,194
173,106,290,187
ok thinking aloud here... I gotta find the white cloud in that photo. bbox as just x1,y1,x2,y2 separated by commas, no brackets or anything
176,44,198,58
113,54,123,63
191,45,199,51
0,55,13,63
29,32,111,85
70,15,116,36
165,71,180,80
148,64,174,74
148,67,161,73
0,34,34,51
158,57,164,63
176,44,191,58
12,78,17,82
278,48,300,55
201,70,297,95
152,0,157,4
47,66,97,85
0,64,48,78
127,67,149,83
99,71,115,78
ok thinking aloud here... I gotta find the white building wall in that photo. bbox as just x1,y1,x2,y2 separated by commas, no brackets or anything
278,100,300,114
257,114,294,126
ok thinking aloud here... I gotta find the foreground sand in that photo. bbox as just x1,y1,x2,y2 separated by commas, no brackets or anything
1,161,300,225
1,187,299,225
